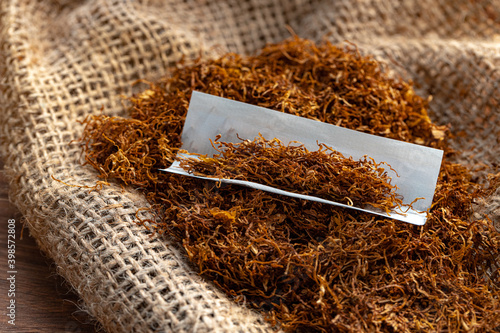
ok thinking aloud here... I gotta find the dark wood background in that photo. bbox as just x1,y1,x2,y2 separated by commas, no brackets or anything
0,159,99,332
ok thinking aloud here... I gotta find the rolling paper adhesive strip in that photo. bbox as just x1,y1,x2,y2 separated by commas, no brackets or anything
161,91,444,225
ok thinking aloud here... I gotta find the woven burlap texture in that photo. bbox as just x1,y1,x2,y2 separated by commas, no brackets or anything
0,0,498,332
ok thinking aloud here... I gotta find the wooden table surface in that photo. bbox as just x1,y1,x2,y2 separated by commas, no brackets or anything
0,159,100,332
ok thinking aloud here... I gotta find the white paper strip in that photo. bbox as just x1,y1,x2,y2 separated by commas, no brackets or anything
161,91,444,225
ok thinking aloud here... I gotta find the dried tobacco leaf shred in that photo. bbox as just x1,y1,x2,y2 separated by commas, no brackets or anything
81,37,500,332
179,135,404,212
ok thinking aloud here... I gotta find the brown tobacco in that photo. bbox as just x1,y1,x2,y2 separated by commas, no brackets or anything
81,37,500,332
179,135,403,212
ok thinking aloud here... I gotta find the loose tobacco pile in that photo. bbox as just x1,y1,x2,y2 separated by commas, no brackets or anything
81,37,500,332
179,135,403,212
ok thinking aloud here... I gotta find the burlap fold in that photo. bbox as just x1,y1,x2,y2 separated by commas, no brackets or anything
0,0,498,332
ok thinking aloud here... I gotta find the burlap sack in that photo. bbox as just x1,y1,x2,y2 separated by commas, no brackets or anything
0,0,498,332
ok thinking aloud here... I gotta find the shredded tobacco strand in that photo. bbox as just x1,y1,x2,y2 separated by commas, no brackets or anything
81,37,500,332
179,135,403,212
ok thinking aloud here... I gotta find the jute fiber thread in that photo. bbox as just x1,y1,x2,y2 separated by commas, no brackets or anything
0,0,498,332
